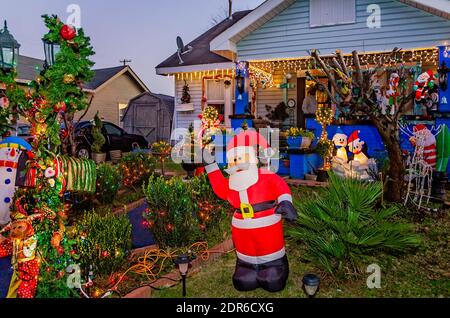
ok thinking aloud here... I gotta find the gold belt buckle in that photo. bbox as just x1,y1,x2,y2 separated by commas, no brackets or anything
240,203,254,219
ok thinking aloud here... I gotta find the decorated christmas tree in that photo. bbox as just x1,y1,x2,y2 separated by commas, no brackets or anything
0,14,95,298
181,80,191,104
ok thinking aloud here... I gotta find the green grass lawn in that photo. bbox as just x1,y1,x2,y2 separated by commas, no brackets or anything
153,186,450,298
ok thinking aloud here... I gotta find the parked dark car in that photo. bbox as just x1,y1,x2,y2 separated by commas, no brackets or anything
16,124,35,144
74,121,148,159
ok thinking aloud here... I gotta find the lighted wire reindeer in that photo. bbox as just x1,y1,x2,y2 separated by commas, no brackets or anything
401,124,441,209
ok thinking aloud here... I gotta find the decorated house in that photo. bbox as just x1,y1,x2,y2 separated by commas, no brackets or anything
156,0,450,177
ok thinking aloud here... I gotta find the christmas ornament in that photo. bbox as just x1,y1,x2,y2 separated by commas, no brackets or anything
60,24,76,41
0,96,9,109
63,74,76,84
204,130,297,292
53,102,66,113
51,232,62,248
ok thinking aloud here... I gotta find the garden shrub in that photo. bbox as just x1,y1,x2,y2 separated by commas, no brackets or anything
75,211,132,276
143,175,200,248
287,172,421,277
119,152,155,188
96,163,121,204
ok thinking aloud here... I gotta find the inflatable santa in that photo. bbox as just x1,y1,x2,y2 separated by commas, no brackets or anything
0,137,32,225
204,130,297,292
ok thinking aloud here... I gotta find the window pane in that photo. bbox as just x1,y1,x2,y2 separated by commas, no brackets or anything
310,0,355,27
206,80,225,101
104,124,123,136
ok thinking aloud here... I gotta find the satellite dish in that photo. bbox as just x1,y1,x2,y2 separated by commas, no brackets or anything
177,36,193,65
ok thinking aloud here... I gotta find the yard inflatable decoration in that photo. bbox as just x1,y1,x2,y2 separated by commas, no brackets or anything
0,137,32,225
331,130,377,181
0,198,45,298
387,73,400,115
409,124,437,169
332,128,348,162
436,124,450,172
414,70,439,113
204,130,297,292
24,155,96,194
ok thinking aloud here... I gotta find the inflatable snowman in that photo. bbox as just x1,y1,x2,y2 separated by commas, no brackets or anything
0,137,32,225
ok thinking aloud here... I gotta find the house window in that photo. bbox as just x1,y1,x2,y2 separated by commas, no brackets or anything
205,79,225,121
118,103,128,127
310,0,356,27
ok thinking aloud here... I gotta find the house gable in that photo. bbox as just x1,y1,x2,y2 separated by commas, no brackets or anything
236,0,450,60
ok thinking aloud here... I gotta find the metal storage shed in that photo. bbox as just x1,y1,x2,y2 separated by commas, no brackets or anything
122,92,174,144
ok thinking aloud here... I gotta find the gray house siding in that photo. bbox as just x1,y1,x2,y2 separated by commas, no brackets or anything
237,0,450,60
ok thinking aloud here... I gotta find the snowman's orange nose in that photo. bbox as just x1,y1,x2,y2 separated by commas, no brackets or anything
10,148,16,157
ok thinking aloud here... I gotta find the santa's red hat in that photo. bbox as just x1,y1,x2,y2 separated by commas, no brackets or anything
347,130,360,144
226,130,271,163
413,124,428,133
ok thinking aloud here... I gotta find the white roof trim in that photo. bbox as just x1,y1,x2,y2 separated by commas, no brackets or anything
209,0,296,54
156,62,235,75
399,0,450,19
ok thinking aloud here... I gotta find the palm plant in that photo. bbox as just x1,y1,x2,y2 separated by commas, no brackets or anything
287,172,420,277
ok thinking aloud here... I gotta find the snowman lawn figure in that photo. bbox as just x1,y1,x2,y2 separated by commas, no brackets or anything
0,137,32,225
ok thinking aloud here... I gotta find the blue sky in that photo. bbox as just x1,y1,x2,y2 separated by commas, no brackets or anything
2,0,265,95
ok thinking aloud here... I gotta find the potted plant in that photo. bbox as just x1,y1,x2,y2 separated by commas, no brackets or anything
181,124,202,179
265,102,289,128
315,139,334,182
286,127,315,150
91,112,106,163
253,116,270,129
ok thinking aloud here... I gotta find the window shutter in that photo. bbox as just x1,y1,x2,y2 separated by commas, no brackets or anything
310,0,355,27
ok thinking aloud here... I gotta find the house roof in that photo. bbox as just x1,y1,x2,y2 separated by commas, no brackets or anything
82,65,127,90
16,55,44,84
155,10,252,74
156,0,450,73
122,91,175,120
15,57,149,93
210,0,450,56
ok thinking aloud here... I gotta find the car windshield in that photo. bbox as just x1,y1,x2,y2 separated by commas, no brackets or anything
17,126,30,136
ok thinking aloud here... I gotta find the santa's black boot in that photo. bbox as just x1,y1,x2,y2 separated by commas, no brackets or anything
256,255,289,292
232,258,259,291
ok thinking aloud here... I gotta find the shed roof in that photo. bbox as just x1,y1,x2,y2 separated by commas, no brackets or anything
123,92,175,121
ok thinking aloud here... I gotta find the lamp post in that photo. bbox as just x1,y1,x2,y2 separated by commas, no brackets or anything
302,273,320,298
42,39,60,69
175,254,190,297
0,21,20,72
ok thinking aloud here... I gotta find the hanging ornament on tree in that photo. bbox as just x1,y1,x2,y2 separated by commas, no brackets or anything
53,101,66,113
60,24,76,41
0,96,9,109
63,74,76,84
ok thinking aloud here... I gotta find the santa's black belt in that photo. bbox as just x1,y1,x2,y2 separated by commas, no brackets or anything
236,201,276,215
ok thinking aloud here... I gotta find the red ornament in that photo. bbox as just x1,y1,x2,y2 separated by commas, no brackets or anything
53,101,66,113
60,24,76,41
57,246,64,255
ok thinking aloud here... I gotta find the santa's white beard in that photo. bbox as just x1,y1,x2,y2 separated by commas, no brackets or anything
229,163,259,192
